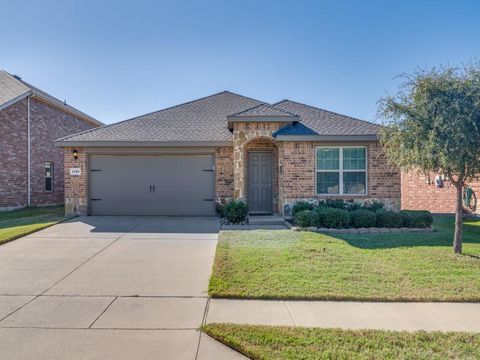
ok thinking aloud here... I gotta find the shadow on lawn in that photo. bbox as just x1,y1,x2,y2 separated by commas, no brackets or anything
330,216,480,254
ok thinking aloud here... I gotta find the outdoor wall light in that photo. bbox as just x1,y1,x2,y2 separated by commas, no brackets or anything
72,149,79,160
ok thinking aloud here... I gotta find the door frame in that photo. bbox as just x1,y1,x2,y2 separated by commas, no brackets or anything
247,150,273,214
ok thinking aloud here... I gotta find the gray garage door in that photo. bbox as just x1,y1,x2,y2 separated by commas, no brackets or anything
89,155,215,216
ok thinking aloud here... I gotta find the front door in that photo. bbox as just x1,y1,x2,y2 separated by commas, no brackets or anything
248,151,273,213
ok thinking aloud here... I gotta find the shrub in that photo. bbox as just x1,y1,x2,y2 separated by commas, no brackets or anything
315,207,351,228
350,209,377,228
292,201,315,217
400,210,433,228
375,210,402,228
223,200,248,224
294,210,316,228
346,202,362,211
325,199,347,209
362,201,385,212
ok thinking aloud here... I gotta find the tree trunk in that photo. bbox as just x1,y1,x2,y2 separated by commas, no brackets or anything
453,183,463,254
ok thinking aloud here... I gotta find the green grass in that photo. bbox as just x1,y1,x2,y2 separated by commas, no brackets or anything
0,206,67,245
202,323,480,360
209,216,480,301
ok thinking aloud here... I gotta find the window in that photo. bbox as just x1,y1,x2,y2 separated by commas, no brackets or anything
316,147,367,195
45,162,53,192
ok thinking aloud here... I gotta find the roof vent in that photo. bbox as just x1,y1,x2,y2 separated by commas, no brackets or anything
13,74,22,80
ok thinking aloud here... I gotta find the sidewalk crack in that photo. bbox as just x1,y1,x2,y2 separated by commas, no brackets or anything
284,301,297,326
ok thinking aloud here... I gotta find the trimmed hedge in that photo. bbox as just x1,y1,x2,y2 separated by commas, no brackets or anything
375,210,403,228
400,210,434,228
350,209,377,228
292,200,433,229
315,207,351,229
223,200,248,224
294,210,316,228
292,201,315,217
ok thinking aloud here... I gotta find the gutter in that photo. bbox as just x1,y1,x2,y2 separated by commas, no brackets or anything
274,134,379,141
54,140,233,148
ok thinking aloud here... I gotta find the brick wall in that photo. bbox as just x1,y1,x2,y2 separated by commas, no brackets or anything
215,146,234,203
0,99,28,208
401,171,480,214
280,141,401,214
30,98,95,206
0,97,97,209
64,147,88,215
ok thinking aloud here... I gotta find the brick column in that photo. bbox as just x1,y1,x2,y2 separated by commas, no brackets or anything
64,147,88,215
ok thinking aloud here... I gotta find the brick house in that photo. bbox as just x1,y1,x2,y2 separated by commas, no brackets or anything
401,172,480,215
55,91,400,216
0,71,102,210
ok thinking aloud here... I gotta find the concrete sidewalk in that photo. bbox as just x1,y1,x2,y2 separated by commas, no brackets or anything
206,299,480,332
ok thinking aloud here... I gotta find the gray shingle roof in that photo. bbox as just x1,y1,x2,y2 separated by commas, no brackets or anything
228,103,298,118
272,100,380,136
57,91,264,143
0,71,30,106
57,91,380,145
272,122,317,136
0,70,102,126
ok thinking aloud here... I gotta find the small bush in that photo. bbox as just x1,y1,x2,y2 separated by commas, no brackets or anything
375,210,402,228
223,200,248,224
362,201,385,212
325,199,347,209
315,207,351,228
346,202,362,211
292,201,315,217
294,210,316,228
350,209,377,228
400,210,433,228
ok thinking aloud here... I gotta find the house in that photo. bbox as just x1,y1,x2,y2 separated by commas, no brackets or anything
402,172,480,214
0,71,102,210
55,91,400,216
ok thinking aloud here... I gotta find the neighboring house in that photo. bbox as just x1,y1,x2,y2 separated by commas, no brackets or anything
55,91,400,216
402,172,480,214
0,71,102,210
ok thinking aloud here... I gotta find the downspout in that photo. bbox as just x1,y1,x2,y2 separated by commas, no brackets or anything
27,94,32,207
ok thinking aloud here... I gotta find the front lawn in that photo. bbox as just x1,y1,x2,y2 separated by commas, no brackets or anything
0,206,67,245
203,323,480,360
209,216,480,301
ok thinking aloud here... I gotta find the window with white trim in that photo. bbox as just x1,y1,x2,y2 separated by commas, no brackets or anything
316,147,367,195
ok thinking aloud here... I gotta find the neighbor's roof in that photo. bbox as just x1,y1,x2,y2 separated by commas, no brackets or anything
0,70,102,126
56,91,380,146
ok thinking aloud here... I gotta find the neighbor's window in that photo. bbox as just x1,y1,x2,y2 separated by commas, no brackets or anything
45,162,54,192
316,147,366,195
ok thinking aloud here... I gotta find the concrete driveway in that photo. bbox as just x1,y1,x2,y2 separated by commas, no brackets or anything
0,216,246,360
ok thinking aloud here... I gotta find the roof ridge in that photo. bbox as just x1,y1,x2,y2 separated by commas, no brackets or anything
277,99,379,127
56,90,266,142
229,102,298,117
1,70,101,125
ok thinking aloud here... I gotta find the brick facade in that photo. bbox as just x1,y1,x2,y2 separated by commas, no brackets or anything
0,99,28,208
64,147,89,215
0,97,97,209
215,146,234,204
401,172,480,214
63,132,401,216
279,140,401,214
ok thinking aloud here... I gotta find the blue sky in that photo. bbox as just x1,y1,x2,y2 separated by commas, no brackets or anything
1,0,478,124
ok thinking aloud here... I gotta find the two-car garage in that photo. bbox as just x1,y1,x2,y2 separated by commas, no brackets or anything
88,154,215,216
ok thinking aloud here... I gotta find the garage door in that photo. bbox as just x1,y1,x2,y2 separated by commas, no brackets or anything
89,155,215,216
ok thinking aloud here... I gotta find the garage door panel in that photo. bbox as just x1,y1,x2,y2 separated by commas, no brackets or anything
89,155,215,216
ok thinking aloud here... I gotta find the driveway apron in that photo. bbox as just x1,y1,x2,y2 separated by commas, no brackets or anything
0,216,245,359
